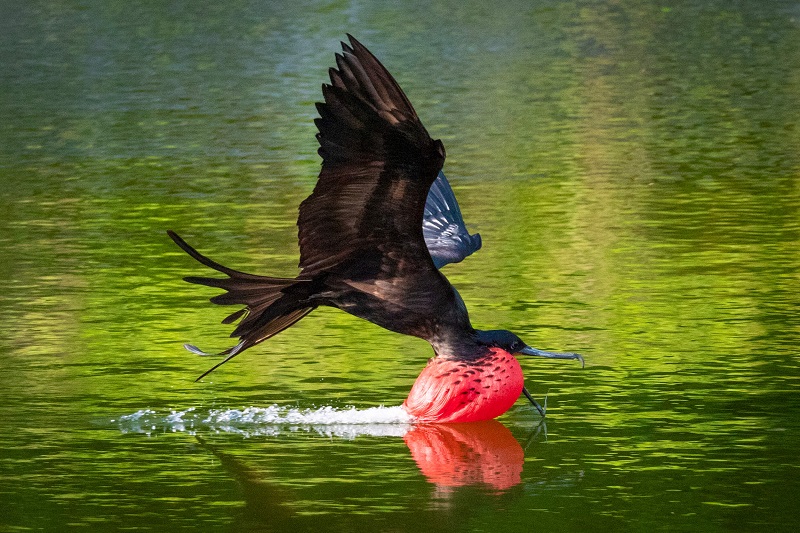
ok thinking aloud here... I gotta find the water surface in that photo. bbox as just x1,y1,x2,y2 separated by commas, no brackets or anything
1,1,799,531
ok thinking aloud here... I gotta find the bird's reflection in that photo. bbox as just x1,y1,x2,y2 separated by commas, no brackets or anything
403,420,525,491
192,417,533,495
185,417,550,528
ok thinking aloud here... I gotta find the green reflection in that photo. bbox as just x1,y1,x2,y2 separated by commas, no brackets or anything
1,1,799,532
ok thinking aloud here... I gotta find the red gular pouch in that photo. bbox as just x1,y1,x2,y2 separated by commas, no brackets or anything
403,348,524,423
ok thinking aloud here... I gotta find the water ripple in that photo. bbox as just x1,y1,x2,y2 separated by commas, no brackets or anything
114,405,413,438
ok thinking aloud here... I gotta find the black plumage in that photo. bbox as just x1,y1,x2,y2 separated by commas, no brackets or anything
168,35,582,385
169,36,477,379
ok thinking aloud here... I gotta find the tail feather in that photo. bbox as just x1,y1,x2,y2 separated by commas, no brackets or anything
209,288,282,306
168,230,274,281
221,308,247,324
167,230,316,380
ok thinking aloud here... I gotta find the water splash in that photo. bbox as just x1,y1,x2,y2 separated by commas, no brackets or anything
114,405,413,438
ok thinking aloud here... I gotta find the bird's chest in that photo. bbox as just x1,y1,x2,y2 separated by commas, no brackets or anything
402,349,524,423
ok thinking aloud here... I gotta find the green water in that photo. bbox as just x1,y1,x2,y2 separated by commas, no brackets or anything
2,1,799,531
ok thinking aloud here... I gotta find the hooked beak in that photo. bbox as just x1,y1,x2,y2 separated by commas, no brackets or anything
519,346,585,368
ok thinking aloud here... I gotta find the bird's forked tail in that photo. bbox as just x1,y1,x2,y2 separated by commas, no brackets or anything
167,230,315,381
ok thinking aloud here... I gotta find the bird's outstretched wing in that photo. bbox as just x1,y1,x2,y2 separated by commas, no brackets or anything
299,35,446,276
297,35,473,342
423,171,482,268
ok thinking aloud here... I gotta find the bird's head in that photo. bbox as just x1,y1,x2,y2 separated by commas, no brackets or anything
475,329,528,354
475,329,585,366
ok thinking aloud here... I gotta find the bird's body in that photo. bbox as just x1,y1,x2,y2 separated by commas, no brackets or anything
169,36,582,423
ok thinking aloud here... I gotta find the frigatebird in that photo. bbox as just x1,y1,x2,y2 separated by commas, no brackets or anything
168,35,583,423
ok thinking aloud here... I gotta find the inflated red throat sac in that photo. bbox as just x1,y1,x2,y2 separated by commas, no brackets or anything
403,348,524,423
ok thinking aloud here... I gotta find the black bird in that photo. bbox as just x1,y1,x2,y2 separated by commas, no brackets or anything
168,35,582,423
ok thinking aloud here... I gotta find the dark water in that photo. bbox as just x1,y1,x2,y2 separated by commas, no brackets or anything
2,1,799,531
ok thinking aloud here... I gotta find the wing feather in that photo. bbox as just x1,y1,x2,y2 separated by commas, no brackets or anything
299,35,446,279
423,171,482,268
292,36,477,342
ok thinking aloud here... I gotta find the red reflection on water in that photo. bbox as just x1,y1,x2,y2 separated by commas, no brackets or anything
404,420,524,491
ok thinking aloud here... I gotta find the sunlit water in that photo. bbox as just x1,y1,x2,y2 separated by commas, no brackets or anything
2,1,799,532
